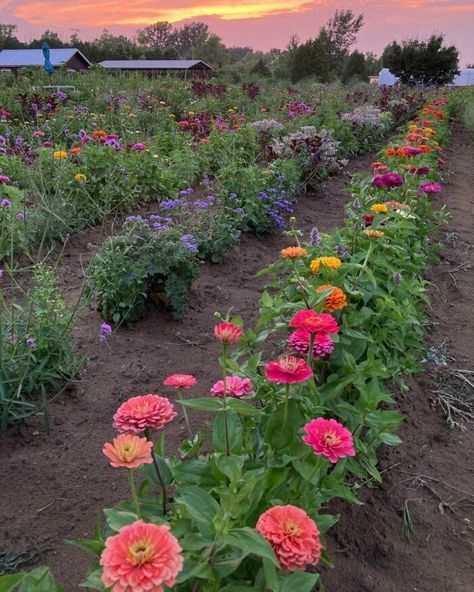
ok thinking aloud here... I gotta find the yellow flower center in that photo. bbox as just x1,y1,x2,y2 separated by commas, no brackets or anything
117,441,138,462
284,520,301,536
129,540,155,566
323,432,341,446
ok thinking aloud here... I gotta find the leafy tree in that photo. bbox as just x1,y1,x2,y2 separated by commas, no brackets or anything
365,51,382,76
322,9,364,63
382,34,459,85
173,22,209,58
192,34,229,68
343,51,368,82
137,22,174,48
0,24,24,50
28,30,66,49
250,58,271,77
290,36,331,83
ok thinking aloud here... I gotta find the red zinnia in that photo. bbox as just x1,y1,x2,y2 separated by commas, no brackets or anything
214,322,243,343
289,310,339,334
265,356,313,384
256,505,322,572
163,374,196,389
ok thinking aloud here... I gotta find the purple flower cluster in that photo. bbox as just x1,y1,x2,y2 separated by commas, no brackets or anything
371,172,405,189
180,233,198,253
160,199,186,211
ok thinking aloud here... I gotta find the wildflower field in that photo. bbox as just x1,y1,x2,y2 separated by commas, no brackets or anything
0,74,473,592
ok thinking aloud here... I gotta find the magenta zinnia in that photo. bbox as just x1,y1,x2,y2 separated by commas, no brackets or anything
288,329,335,359
113,394,177,433
302,418,355,463
265,356,313,384
100,520,184,592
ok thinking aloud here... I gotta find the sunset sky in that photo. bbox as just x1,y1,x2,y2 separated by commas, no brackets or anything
1,0,473,64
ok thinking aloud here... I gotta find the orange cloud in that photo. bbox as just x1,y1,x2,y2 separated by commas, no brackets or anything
14,0,317,26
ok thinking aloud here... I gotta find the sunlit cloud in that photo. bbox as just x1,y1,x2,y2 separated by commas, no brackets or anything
14,0,317,26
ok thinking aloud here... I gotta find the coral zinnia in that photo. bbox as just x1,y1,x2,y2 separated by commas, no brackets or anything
214,322,243,343
265,356,313,384
316,284,347,312
281,246,307,258
288,329,335,359
289,310,339,334
256,505,321,572
102,434,153,469
113,394,177,433
163,374,196,389
100,520,184,592
310,256,342,274
210,376,253,398
302,418,355,463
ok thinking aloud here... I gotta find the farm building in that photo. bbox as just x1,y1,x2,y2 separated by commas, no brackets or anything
99,59,213,78
0,48,91,72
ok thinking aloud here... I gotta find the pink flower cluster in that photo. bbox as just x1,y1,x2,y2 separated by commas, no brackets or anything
211,376,253,398
303,418,355,463
371,172,404,189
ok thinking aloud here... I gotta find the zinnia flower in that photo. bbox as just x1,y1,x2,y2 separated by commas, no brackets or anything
316,284,347,312
100,520,184,592
113,394,177,433
364,229,384,238
163,374,196,389
370,203,389,214
102,434,153,469
53,150,68,159
74,173,87,182
310,256,342,274
0,175,10,183
256,505,321,572
265,356,313,384
302,418,355,463
289,310,339,334
362,214,375,226
281,246,307,258
419,182,441,194
288,329,335,359
371,172,404,188
214,322,243,343
210,376,253,398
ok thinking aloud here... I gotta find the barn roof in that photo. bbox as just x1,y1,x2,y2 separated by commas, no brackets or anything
99,59,213,70
0,48,91,67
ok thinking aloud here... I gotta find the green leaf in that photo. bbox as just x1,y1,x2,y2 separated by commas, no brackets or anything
103,509,138,532
378,432,402,446
143,455,172,485
213,410,243,453
226,398,260,416
68,539,105,555
277,571,319,592
176,486,219,536
214,454,244,482
18,568,62,592
0,574,25,592
179,397,223,411
261,290,273,307
224,527,279,566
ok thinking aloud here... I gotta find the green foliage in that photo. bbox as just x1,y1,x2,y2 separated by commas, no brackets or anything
87,222,199,323
0,264,76,428
382,34,459,85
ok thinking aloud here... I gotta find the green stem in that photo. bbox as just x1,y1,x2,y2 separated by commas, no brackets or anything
128,470,141,518
177,388,192,437
145,429,167,515
283,383,290,429
222,343,231,456
307,333,315,367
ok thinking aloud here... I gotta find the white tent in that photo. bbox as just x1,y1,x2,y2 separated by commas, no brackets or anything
449,69,474,86
378,68,399,86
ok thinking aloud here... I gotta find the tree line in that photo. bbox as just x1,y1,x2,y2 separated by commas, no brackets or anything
0,11,462,85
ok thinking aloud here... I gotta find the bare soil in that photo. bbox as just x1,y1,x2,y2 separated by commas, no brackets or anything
1,124,473,591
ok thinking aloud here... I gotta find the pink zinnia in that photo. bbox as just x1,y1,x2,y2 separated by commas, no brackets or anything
113,394,176,433
100,520,184,592
256,505,321,572
0,175,10,184
214,322,243,343
288,329,335,359
419,182,441,194
289,310,339,334
302,418,356,463
210,376,253,398
163,374,196,389
102,434,153,469
265,356,313,384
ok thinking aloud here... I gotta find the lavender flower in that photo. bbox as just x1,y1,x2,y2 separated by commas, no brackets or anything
26,337,36,348
393,272,403,283
1,198,11,208
180,233,198,253
309,227,321,247
193,200,210,209
335,244,350,259
99,323,112,342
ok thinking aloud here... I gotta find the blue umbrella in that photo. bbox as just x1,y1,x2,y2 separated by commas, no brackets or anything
42,42,55,76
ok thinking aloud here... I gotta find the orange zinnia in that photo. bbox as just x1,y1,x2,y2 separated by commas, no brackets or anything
310,256,342,274
281,246,308,258
70,147,81,156
92,129,107,138
316,284,347,312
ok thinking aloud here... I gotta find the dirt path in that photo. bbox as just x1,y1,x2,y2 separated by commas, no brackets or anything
323,122,474,592
0,152,374,589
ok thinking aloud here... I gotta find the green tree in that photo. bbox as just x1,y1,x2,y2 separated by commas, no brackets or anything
290,36,331,83
137,21,173,48
321,9,364,64
250,57,271,77
382,34,459,85
343,50,368,82
0,24,24,49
